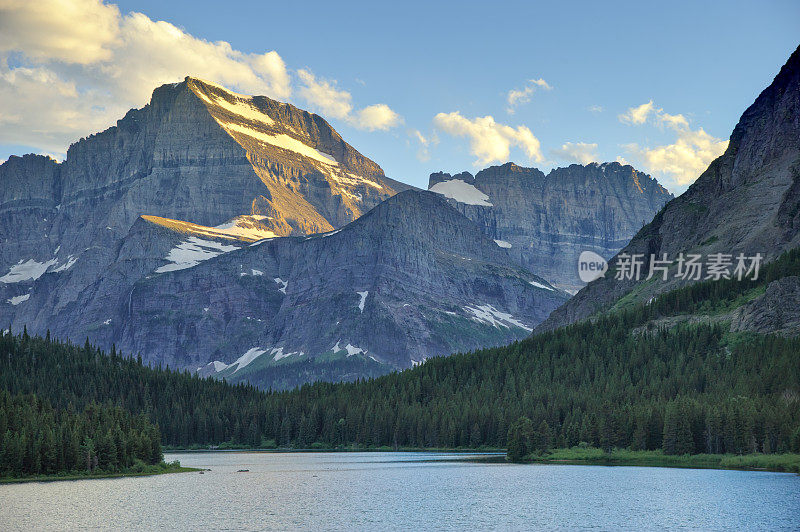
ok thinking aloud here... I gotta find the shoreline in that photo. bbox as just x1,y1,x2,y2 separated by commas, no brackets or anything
163,448,800,474
512,448,800,474
163,446,505,454
0,464,200,485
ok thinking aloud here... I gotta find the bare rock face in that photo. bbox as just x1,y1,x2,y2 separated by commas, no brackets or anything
0,78,567,388
0,77,409,285
428,162,672,292
731,276,800,336
118,191,567,383
540,44,800,331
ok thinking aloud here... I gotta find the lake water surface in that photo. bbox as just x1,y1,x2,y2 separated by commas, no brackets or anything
1,451,799,530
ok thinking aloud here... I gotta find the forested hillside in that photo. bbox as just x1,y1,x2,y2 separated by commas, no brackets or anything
0,330,271,447
1,248,799,456
0,392,163,478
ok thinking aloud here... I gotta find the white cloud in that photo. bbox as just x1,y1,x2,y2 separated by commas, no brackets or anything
658,111,689,130
618,100,655,125
408,129,438,161
0,0,120,65
354,104,402,131
433,112,543,165
588,105,604,114
620,101,728,187
624,128,728,186
506,78,551,114
550,142,599,165
0,0,398,158
297,68,402,131
296,69,352,119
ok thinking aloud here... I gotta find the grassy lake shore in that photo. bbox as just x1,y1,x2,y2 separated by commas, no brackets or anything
514,447,800,473
0,461,199,484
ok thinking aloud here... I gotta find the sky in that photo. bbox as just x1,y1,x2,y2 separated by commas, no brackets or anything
0,1,798,194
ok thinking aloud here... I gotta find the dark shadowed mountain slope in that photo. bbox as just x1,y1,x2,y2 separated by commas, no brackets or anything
2,188,565,389
540,44,800,332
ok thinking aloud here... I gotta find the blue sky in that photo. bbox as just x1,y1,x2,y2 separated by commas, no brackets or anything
1,0,798,193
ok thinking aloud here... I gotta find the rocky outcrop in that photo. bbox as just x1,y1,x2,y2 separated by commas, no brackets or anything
428,162,672,291
731,276,800,336
540,44,800,331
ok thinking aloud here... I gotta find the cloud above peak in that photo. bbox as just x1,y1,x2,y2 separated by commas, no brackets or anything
619,100,728,187
618,100,655,125
550,142,599,165
506,78,551,114
0,0,401,157
433,112,543,165
0,0,120,65
0,0,293,154
297,69,402,131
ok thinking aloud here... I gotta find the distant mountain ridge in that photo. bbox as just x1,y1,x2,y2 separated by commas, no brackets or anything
541,44,800,332
428,162,673,291
125,190,566,385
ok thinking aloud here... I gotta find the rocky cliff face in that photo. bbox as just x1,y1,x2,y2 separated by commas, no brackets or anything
130,191,565,380
428,162,672,292
0,77,568,388
0,77,408,283
540,45,800,332
731,276,800,336
2,188,566,388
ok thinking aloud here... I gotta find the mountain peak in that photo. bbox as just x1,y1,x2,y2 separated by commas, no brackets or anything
427,161,672,291
540,44,800,331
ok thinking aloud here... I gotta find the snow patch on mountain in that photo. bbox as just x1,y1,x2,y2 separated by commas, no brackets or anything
155,237,239,273
218,121,339,166
232,347,267,372
143,215,276,242
345,343,365,356
211,217,278,240
195,87,276,126
0,258,58,283
494,240,512,248
327,169,384,190
529,280,554,291
357,291,369,312
463,304,532,331
6,294,30,305
430,179,492,206
51,255,77,272
274,278,288,294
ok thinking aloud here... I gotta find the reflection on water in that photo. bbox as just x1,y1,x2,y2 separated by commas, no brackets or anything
1,451,798,530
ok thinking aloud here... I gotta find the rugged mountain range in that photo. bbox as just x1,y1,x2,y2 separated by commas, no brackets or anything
428,162,672,292
541,44,800,333
132,190,564,384
0,77,570,388
0,77,409,301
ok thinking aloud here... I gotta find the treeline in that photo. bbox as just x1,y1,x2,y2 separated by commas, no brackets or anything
640,246,800,319
3,320,798,455
264,322,799,454
0,391,162,477
1,247,798,455
234,357,389,390
0,330,270,447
